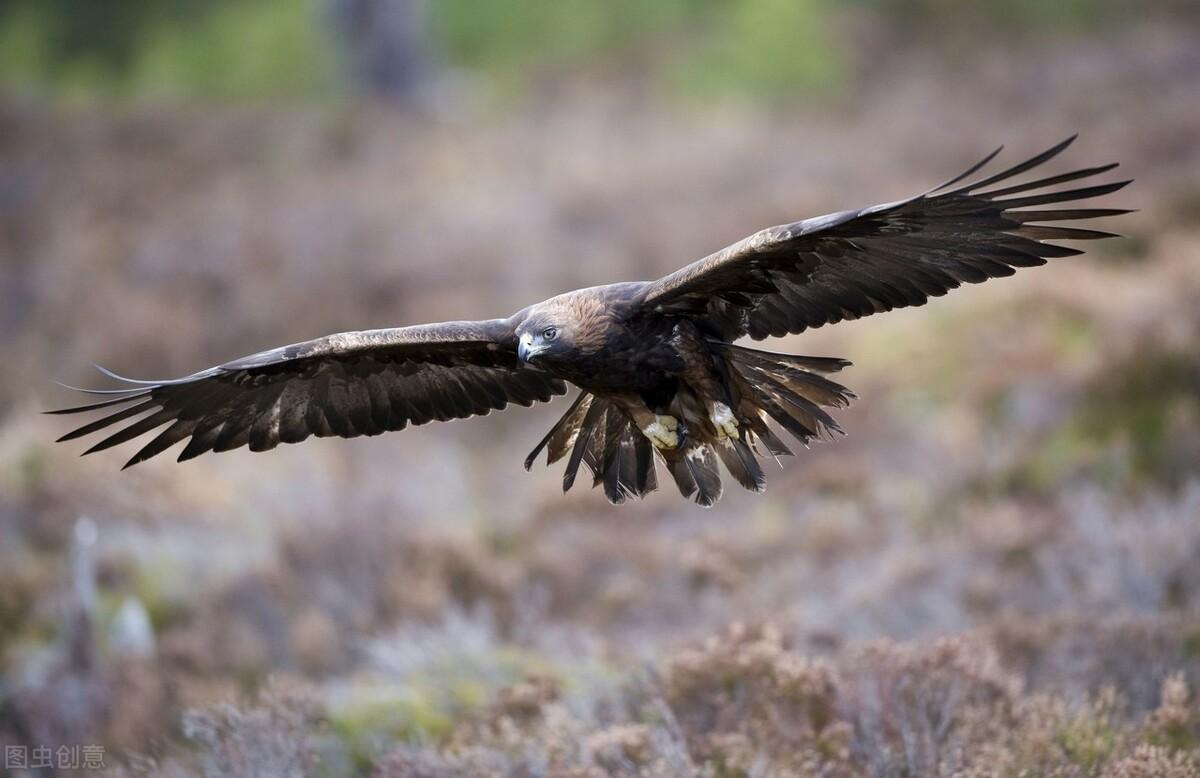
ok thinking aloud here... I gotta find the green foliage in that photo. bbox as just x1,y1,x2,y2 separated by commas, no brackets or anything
1057,715,1121,772
433,0,843,102
1076,350,1200,487
1,0,1182,103
862,0,1166,31
433,0,697,75
130,560,192,632
675,0,843,100
331,690,455,771
129,0,338,100
0,0,338,100
0,0,162,94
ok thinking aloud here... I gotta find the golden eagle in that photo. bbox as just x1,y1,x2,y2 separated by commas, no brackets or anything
52,137,1129,505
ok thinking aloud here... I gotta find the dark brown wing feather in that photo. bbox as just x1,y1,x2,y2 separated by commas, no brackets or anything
51,319,567,468
637,136,1132,341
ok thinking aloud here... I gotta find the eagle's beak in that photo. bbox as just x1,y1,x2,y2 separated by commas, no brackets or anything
517,333,542,363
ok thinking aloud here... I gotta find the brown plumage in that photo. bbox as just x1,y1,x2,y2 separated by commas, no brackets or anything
51,137,1130,506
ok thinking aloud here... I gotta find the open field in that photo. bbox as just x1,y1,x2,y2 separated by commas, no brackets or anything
1,12,1199,777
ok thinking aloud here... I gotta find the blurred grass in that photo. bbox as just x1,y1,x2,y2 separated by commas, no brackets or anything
433,0,699,90
128,1,338,100
1,0,1186,104
863,0,1163,30
672,0,844,100
0,0,337,100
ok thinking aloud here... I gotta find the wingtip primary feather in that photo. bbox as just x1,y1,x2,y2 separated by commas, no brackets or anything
947,134,1082,197
93,363,174,386
93,362,214,387
51,378,152,396
45,392,151,416
994,178,1133,210
925,144,1005,195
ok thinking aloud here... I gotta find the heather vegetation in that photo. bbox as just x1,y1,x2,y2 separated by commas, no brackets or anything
1,4,1199,777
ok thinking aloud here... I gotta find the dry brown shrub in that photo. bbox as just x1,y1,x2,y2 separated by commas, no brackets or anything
5,655,169,758
837,636,1019,776
371,747,466,778
1146,673,1200,751
663,621,848,772
999,688,1135,776
988,614,1200,712
680,539,745,591
1101,745,1200,778
586,723,655,770
180,680,323,778
490,673,562,723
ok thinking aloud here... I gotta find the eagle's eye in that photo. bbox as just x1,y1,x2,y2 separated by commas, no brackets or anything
541,326,559,341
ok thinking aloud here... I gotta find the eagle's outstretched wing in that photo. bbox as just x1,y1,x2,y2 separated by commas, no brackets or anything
636,136,1131,341
50,319,567,468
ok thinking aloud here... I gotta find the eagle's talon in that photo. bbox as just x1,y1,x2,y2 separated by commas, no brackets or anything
642,415,680,449
709,402,739,441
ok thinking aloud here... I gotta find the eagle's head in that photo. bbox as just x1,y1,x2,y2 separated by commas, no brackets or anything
515,292,606,364
516,319,565,364
516,308,573,364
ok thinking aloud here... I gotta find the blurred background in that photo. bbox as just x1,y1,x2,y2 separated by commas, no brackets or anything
1,1,1199,775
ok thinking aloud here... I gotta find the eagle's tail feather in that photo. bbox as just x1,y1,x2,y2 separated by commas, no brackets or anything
523,391,590,471
531,392,658,503
663,441,723,507
590,405,659,503
715,435,766,493
720,343,855,469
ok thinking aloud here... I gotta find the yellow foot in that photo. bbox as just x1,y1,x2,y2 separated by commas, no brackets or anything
642,414,680,449
709,402,739,441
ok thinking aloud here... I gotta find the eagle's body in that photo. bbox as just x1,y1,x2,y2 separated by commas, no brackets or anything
52,137,1129,505
509,282,855,503
516,283,675,394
